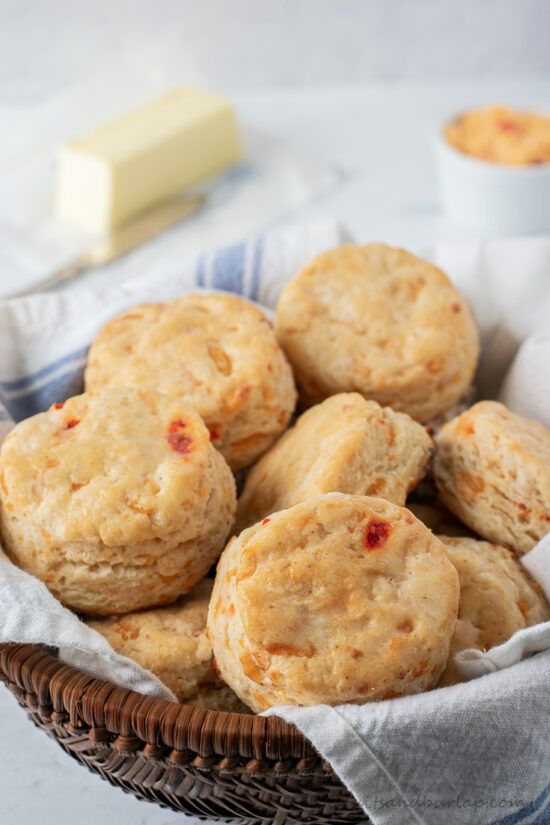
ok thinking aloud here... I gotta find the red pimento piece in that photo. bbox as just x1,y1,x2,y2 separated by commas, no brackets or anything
499,120,520,132
209,428,221,441
364,520,392,550
51,402,64,410
262,517,271,525
167,419,193,455
65,418,80,429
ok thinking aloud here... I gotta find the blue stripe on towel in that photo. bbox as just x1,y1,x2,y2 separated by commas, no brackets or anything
1,368,85,422
0,346,89,392
211,242,246,294
0,233,264,424
250,236,263,301
489,780,550,825
195,253,207,287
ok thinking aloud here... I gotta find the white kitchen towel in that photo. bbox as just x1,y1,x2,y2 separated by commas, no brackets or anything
264,651,550,825
523,534,550,600
1,220,550,825
0,545,176,701
500,330,550,430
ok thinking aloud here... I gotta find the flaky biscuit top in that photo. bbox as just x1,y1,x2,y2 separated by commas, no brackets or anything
275,244,479,421
84,293,297,468
0,387,218,546
235,393,434,532
440,400,550,464
209,493,459,708
434,401,550,554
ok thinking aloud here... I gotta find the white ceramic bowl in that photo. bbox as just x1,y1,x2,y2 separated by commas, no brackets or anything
435,127,550,235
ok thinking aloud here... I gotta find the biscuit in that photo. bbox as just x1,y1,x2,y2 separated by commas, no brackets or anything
275,243,479,421
235,394,434,533
88,578,249,711
433,401,550,555
0,388,236,615
84,293,297,471
439,536,550,685
207,493,459,711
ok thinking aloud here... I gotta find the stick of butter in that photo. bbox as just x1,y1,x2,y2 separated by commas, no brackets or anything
55,88,241,234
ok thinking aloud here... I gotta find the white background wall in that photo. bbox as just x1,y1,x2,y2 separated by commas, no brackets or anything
0,0,548,101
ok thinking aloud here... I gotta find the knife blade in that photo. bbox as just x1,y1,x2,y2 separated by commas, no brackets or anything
10,192,206,299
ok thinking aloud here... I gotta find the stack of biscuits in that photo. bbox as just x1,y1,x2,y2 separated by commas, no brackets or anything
1,244,548,712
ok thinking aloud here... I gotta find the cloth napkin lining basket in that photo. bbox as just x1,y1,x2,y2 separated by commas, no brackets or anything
0,642,366,824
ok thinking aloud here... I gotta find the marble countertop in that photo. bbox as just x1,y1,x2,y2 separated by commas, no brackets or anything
2,77,550,824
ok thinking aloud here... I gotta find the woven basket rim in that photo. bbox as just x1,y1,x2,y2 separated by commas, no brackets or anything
1,641,368,823
0,641,318,763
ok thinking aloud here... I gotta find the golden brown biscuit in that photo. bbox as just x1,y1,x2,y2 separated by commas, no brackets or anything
235,394,434,533
438,536,550,685
84,293,297,471
275,244,479,421
0,388,236,615
208,493,459,711
88,579,250,711
433,401,550,555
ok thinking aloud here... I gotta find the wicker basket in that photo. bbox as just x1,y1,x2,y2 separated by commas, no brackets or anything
0,642,365,823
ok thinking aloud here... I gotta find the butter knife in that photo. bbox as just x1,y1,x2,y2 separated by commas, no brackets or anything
10,193,206,299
